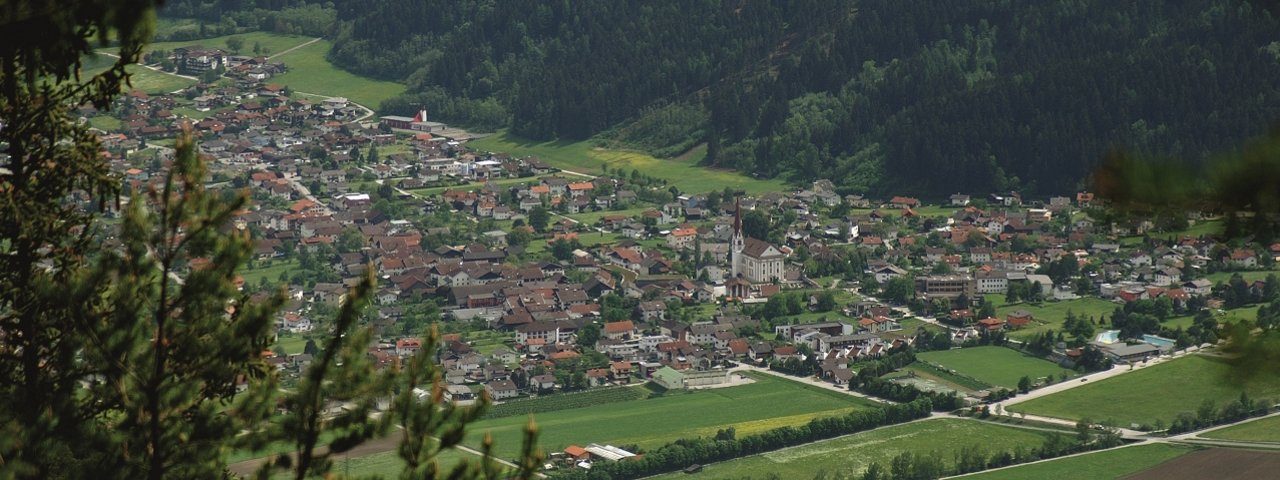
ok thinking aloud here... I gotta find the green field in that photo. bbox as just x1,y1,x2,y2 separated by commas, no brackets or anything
963,444,1197,480
917,346,1075,390
464,372,877,459
267,447,479,479
467,132,788,195
269,39,406,109
147,31,316,61
651,418,1064,479
568,206,654,226
983,295,1119,339
1200,414,1280,443
82,53,196,94
1012,355,1280,428
1204,269,1280,286
241,258,300,286
274,333,308,355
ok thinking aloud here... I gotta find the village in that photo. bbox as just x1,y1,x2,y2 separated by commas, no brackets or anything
81,42,1280,475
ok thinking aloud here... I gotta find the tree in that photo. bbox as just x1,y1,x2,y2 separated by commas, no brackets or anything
884,276,916,305
0,1,175,475
529,206,550,233
577,323,602,348
225,36,245,55
0,7,542,478
1017,375,1032,394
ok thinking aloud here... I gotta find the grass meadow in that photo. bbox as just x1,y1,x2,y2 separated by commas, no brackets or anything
1011,355,1280,428
650,418,1064,479
962,443,1197,480
467,132,788,195
268,39,407,109
464,372,878,459
982,295,1120,340
916,346,1075,390
1200,414,1280,443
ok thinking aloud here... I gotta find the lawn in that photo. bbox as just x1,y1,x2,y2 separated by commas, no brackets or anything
464,372,878,459
568,206,654,226
1163,304,1261,331
650,418,1063,479
1011,354,1280,428
917,346,1075,390
275,333,308,356
240,258,300,287
269,39,406,109
962,443,1198,480
1204,269,1280,286
467,131,788,195
1200,414,1280,443
983,295,1120,340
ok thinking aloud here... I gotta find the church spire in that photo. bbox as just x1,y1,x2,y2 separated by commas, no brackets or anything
733,196,742,235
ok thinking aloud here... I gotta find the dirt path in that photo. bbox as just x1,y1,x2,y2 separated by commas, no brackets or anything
268,37,323,60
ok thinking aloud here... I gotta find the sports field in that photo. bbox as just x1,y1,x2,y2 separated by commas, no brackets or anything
650,418,1064,479
464,372,877,459
1011,355,1280,428
963,444,1197,480
917,346,1075,390
1200,414,1280,443
467,132,788,195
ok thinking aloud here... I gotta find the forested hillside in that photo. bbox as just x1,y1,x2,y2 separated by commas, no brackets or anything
170,0,1280,196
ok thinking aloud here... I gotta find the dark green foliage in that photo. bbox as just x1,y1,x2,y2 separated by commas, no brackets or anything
325,0,1279,195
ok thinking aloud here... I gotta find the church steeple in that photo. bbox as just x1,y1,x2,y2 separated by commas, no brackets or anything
731,197,744,279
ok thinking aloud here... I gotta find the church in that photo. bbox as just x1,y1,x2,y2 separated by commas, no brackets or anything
730,199,786,284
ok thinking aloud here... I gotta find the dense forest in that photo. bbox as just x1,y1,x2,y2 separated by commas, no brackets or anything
162,0,1280,196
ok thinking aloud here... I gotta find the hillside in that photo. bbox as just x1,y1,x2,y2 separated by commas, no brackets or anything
189,1,1280,197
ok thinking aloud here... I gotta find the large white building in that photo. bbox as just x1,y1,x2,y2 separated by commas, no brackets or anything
730,199,786,284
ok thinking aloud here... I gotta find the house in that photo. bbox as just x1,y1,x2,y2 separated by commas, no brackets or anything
602,320,636,340
636,301,667,321
530,374,556,392
950,193,971,206
484,379,520,400
888,196,921,209
1006,311,1033,329
667,227,698,250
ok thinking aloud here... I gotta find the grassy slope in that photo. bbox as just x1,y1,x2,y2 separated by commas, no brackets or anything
147,32,315,59
1012,355,1280,427
964,444,1197,480
268,39,406,109
82,53,195,94
983,295,1119,340
1201,414,1280,442
651,418,1061,479
467,132,788,195
465,372,877,458
917,346,1075,389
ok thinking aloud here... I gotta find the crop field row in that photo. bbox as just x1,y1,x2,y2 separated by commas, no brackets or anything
464,372,876,458
652,418,1063,479
484,386,650,420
